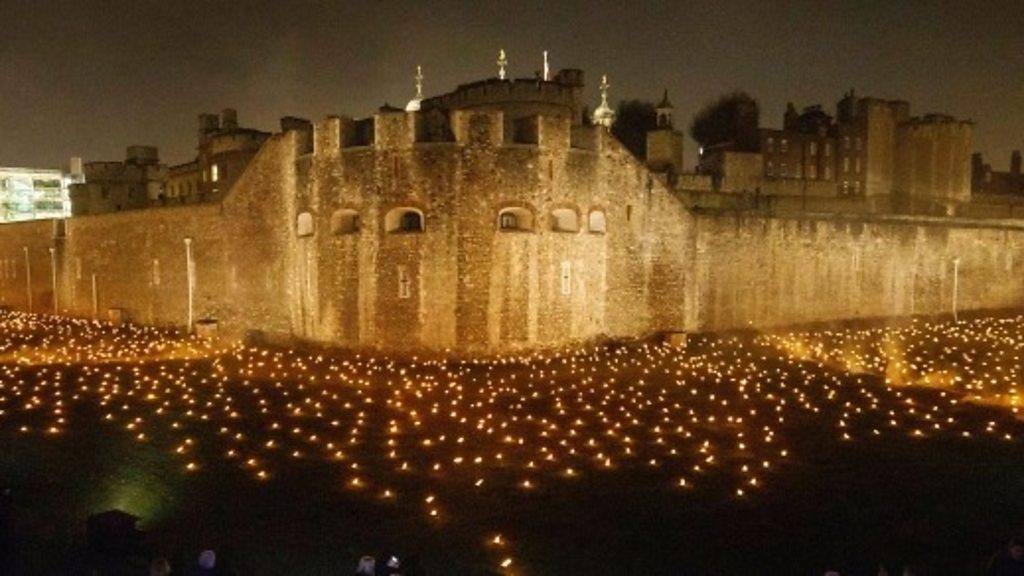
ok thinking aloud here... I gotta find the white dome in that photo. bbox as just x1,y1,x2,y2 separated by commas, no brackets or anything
592,102,615,128
405,98,422,112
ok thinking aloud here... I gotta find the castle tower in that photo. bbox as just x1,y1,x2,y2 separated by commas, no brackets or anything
646,89,684,175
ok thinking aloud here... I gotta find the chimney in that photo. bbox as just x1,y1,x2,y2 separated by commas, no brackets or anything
68,157,83,178
198,113,219,136
126,145,159,165
553,69,584,88
221,108,238,130
1011,150,1021,175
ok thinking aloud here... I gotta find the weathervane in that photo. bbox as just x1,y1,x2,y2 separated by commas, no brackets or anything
406,65,425,112
497,49,508,80
592,74,616,128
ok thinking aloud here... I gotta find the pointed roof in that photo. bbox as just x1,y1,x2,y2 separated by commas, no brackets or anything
657,89,673,110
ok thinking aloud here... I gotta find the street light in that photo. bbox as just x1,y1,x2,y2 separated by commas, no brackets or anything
184,237,194,333
49,247,58,313
952,257,961,322
22,246,31,313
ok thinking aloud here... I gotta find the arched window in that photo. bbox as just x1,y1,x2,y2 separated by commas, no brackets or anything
588,210,607,234
497,207,533,232
401,211,422,231
330,209,360,235
296,211,314,237
385,207,425,233
550,208,579,233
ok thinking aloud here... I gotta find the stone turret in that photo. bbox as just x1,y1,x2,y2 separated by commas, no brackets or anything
646,89,684,175
656,89,674,128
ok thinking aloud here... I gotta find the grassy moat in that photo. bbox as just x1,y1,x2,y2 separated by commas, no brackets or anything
1,311,1023,575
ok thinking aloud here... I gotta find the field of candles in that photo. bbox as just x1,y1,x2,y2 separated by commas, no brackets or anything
1,310,1022,574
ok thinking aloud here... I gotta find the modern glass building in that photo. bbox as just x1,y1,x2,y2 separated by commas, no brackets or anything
0,160,80,222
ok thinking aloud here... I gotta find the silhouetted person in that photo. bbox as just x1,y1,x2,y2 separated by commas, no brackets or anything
0,487,13,573
150,556,172,576
382,555,401,576
989,537,1024,576
355,555,375,575
187,549,219,576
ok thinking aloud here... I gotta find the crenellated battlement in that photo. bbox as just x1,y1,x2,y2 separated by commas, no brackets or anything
310,109,605,158
420,70,584,124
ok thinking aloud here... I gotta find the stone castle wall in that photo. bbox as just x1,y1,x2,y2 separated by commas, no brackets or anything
690,212,1024,331
0,110,1021,353
296,110,691,353
0,219,60,312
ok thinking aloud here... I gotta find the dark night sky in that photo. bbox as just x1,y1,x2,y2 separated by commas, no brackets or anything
1,0,1021,170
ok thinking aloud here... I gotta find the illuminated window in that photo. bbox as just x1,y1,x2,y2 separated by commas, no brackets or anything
809,164,817,179
211,164,219,182
809,142,818,155
588,210,606,234
781,139,788,153
843,157,850,173
152,259,161,286
766,161,774,176
296,212,314,237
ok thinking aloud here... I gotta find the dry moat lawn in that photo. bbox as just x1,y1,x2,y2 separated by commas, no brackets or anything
0,311,1023,575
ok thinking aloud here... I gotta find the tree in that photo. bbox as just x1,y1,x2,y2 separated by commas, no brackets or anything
688,92,760,152
611,100,658,160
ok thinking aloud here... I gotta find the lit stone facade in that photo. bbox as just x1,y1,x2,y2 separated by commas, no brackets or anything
1,74,1023,354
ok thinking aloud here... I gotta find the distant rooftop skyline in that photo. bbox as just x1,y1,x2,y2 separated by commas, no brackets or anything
1,0,1021,170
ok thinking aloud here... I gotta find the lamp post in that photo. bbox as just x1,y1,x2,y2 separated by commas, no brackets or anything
22,246,31,313
184,237,194,333
952,257,961,322
91,273,98,319
49,247,58,313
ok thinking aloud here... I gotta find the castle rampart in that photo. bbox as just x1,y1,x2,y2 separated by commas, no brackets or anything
1,73,1022,354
